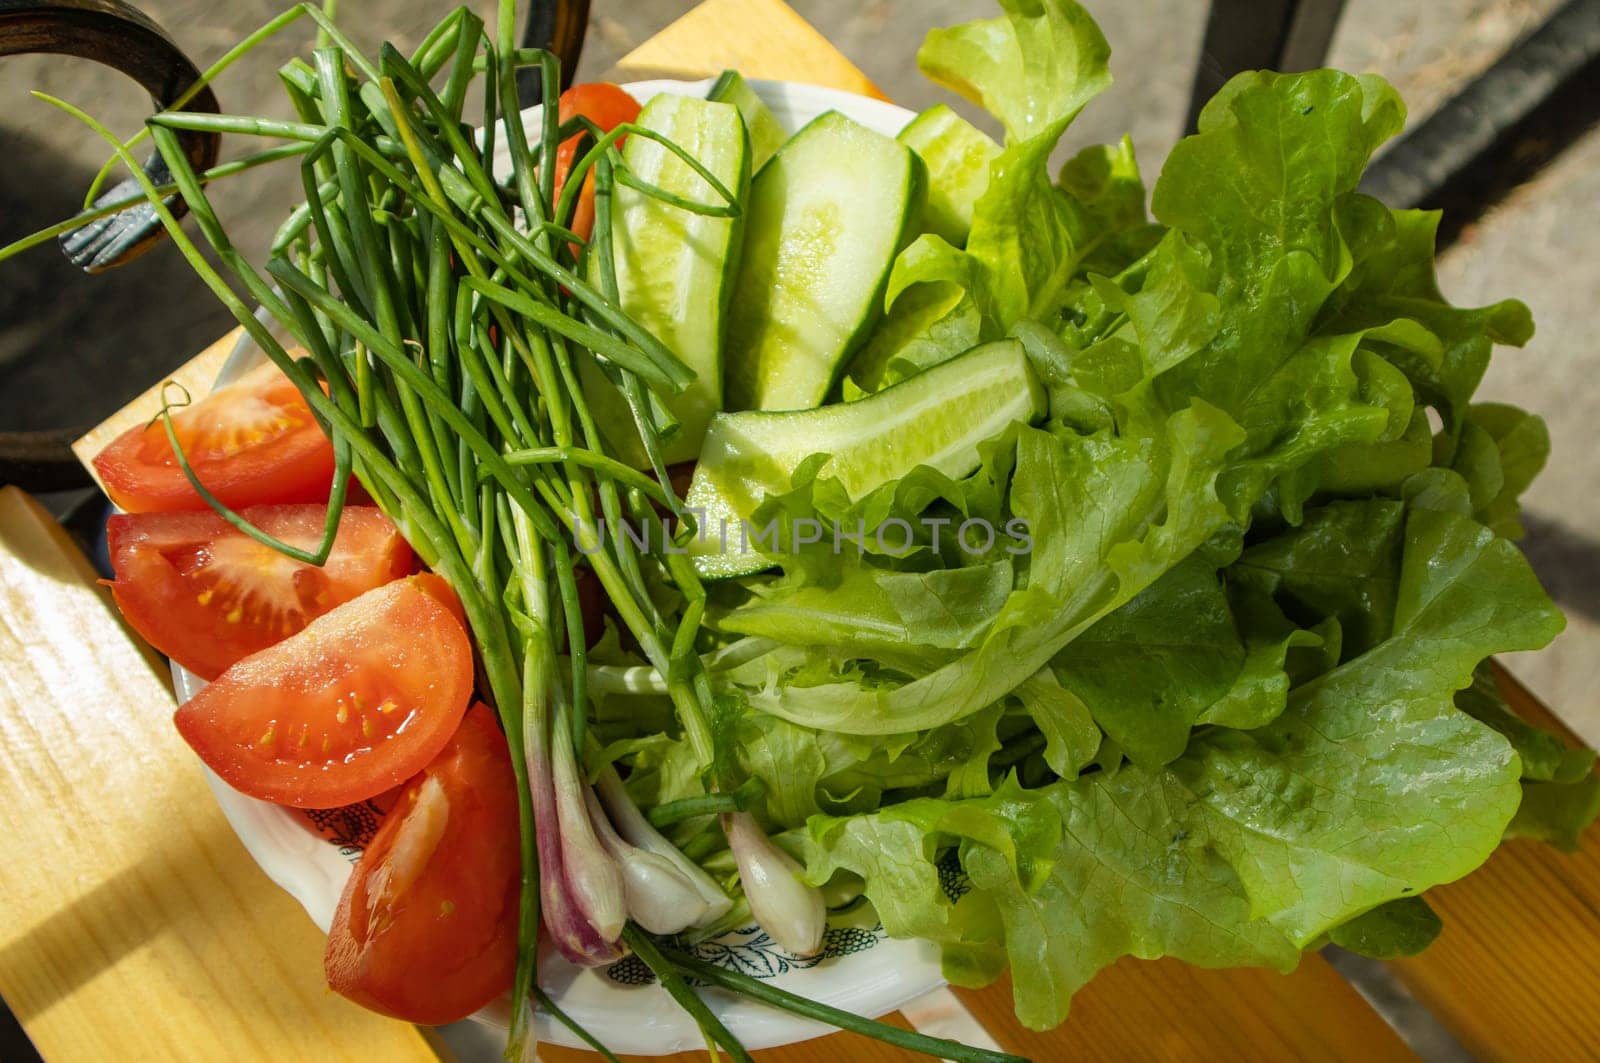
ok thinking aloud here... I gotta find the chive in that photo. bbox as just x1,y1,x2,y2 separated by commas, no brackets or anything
624,927,755,1063
148,111,330,141
499,446,672,506
0,143,312,263
659,946,1034,1063
529,984,622,1063
81,3,311,207
464,276,686,392
646,779,766,828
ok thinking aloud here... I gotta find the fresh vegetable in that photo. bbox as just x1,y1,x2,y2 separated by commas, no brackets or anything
896,103,1000,246
707,69,786,171
724,110,922,411
107,504,412,679
591,92,751,465
25,0,1593,1056
724,810,826,956
326,703,521,1025
174,574,473,808
43,10,773,1050
552,81,642,241
687,338,1044,577
94,360,336,513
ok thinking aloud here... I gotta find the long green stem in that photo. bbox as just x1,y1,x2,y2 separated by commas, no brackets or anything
659,947,1033,1063
624,927,755,1063
0,142,311,263
82,3,311,206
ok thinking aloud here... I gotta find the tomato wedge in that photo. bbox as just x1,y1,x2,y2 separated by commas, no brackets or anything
326,704,520,1025
95,360,335,513
108,505,413,680
552,82,642,241
174,573,473,808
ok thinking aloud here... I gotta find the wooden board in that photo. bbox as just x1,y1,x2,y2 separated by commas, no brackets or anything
536,957,1415,1063
613,0,884,99
0,487,439,1063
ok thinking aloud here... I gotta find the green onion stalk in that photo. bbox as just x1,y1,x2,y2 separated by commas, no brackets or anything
8,5,1029,1062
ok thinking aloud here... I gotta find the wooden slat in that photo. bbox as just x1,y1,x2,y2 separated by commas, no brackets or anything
1383,665,1600,1061
0,487,439,1062
613,0,885,99
960,960,1416,1063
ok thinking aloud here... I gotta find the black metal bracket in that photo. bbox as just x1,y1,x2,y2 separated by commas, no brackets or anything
1185,0,1348,134
0,0,220,493
516,0,591,108
0,0,221,272
1359,0,1600,248
1186,0,1600,252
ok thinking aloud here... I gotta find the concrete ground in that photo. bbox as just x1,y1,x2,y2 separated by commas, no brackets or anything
0,3,1594,1060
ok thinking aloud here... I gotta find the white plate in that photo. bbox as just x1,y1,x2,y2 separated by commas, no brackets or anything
181,79,946,1055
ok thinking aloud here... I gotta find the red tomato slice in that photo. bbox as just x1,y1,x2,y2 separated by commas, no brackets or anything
95,360,335,513
552,82,642,241
174,573,473,808
326,703,520,1025
107,505,414,680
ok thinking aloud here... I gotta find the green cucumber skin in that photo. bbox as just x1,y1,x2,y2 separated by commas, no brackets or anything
688,339,1044,580
707,69,787,172
596,93,752,466
896,103,1000,248
723,110,925,415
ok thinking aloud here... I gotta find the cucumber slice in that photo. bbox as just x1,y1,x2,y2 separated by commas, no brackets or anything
723,111,921,413
686,339,1044,578
897,104,1000,247
707,70,786,172
591,93,751,465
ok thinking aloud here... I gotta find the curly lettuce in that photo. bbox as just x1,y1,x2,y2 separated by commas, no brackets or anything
599,0,1594,1031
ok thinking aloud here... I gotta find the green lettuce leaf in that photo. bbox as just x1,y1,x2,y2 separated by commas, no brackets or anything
1508,777,1600,852
805,772,1299,1029
1326,897,1442,959
1232,499,1406,659
1454,665,1595,784
917,0,1111,145
1319,206,1534,437
740,402,1244,734
1174,507,1561,943
1458,403,1550,539
891,2,1153,334
1052,553,1249,767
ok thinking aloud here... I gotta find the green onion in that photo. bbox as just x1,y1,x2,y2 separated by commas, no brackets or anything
659,946,1033,1063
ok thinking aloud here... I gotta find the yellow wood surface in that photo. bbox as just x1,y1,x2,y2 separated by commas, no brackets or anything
614,0,884,99
44,1,1596,1061
0,487,439,1062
